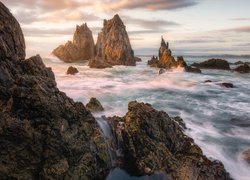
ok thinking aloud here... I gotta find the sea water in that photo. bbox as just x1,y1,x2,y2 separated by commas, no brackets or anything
43,56,250,180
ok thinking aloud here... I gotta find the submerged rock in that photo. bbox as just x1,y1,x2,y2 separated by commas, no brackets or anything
219,83,234,88
185,66,202,73
158,68,166,75
89,14,136,68
108,101,231,179
86,97,104,112
234,63,250,73
52,23,95,62
191,59,230,70
0,2,109,179
66,66,79,75
134,57,142,62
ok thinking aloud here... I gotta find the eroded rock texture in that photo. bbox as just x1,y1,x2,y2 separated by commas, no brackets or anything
89,14,136,68
52,23,95,62
0,3,109,179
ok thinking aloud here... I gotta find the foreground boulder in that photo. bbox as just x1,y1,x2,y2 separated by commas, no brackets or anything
89,14,136,68
52,23,95,62
147,38,201,73
234,63,250,73
86,97,104,112
66,66,79,75
191,59,230,70
108,101,231,179
0,2,109,179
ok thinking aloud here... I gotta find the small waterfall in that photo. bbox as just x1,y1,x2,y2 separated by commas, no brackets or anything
96,116,117,167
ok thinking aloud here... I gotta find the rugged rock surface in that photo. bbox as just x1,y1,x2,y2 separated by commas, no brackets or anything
86,98,104,112
147,56,159,67
234,61,244,65
147,38,201,73
108,101,231,179
0,3,109,179
0,2,25,60
52,23,95,62
89,14,136,68
241,149,250,165
66,66,79,75
191,59,230,70
234,63,250,73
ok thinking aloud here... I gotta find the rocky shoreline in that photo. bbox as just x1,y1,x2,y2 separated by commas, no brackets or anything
0,2,236,179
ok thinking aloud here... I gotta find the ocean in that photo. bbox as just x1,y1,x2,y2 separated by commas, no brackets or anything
43,56,250,180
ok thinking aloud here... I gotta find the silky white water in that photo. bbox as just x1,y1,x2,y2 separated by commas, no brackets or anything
43,56,250,180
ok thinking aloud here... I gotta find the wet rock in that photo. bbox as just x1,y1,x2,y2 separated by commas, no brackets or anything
134,57,142,62
108,101,231,179
86,97,104,112
88,56,112,69
0,2,25,60
234,63,250,73
52,23,95,62
230,117,250,127
185,66,202,73
89,14,136,68
66,66,79,75
173,116,187,129
158,68,166,75
219,83,234,88
204,80,212,83
147,56,159,67
241,149,250,165
191,59,230,70
234,61,244,65
0,3,109,179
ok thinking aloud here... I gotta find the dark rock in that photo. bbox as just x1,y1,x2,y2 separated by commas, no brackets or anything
204,80,212,83
66,66,79,75
86,97,104,112
191,59,230,70
52,23,95,62
134,57,142,62
158,68,166,75
147,56,159,67
176,56,187,67
173,116,187,129
234,63,250,73
219,83,234,88
89,14,136,68
231,117,250,127
108,101,231,179
234,61,244,65
185,66,202,73
88,56,112,69
0,3,109,179
241,149,250,165
0,2,25,60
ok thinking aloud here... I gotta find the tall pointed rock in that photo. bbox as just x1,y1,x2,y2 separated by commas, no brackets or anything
52,23,95,62
89,14,136,68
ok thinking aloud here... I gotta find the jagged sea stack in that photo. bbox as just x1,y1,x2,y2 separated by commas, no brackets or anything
89,14,136,68
52,23,95,62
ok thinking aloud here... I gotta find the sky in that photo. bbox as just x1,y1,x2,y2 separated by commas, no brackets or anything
2,0,250,57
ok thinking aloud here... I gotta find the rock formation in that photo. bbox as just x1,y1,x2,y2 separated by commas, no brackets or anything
89,14,136,68
234,63,250,73
219,83,234,88
86,97,104,112
147,37,201,73
108,101,231,179
0,2,109,179
66,66,79,75
191,59,230,70
52,23,95,62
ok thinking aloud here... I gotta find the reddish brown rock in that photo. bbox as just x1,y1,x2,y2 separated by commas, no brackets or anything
89,14,136,68
66,66,78,75
52,23,95,62
234,63,250,73
147,56,159,67
241,149,250,165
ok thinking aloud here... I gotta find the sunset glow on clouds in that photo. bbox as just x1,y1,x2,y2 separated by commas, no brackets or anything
2,0,250,57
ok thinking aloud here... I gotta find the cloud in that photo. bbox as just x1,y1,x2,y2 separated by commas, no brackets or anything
234,43,250,47
222,26,250,33
231,18,250,21
96,0,198,11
